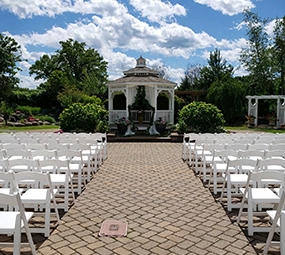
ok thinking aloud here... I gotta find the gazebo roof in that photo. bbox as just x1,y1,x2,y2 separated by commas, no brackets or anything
107,56,176,87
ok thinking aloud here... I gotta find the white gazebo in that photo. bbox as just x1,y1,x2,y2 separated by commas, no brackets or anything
246,95,285,128
107,56,177,125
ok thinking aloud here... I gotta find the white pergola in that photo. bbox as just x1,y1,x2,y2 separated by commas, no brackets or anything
246,95,285,128
106,56,177,124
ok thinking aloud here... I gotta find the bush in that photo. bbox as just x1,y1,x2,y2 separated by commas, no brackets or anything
16,106,41,116
36,115,55,123
177,101,225,133
59,103,108,133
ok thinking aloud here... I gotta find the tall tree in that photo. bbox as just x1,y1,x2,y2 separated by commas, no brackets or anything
239,9,274,95
273,16,285,94
0,33,23,102
178,64,202,91
29,39,108,107
198,49,233,91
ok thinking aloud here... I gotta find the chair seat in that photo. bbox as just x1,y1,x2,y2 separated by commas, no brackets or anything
0,212,33,232
241,188,280,202
228,174,248,183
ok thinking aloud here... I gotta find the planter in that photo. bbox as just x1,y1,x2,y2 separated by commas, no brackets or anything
248,118,255,126
155,123,166,134
117,124,128,134
138,116,143,124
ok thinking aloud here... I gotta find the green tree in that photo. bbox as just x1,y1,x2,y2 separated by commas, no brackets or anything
198,49,233,91
29,39,108,108
273,16,285,94
0,33,23,102
206,78,246,125
239,9,274,95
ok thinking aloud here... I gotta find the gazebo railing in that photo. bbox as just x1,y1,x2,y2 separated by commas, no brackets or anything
130,110,152,122
109,110,174,123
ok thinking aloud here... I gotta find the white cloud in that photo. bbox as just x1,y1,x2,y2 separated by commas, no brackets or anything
0,0,127,18
194,0,255,16
1,0,251,88
129,0,186,23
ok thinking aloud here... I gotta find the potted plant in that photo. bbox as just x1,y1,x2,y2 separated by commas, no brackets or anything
267,114,276,126
246,114,256,126
115,117,131,134
137,109,144,124
155,117,167,133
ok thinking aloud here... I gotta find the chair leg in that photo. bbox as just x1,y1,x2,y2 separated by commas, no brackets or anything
14,214,21,255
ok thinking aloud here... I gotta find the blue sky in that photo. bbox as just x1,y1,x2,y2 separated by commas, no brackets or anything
0,0,284,89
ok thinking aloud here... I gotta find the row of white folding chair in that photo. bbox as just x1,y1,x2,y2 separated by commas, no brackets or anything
220,157,285,212
197,143,258,184
0,171,60,238
1,146,91,192
1,158,75,212
237,169,285,236
0,191,36,255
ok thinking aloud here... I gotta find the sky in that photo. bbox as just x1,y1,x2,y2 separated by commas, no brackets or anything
0,0,284,89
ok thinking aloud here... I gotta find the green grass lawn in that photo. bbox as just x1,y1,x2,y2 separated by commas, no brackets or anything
0,124,60,133
225,124,285,134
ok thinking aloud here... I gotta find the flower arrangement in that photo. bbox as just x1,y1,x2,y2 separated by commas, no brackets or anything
137,109,144,117
155,117,167,125
246,114,256,120
115,117,131,126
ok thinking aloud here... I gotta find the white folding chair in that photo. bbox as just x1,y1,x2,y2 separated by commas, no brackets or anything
13,171,60,237
56,149,86,194
220,158,258,212
38,159,75,212
208,149,239,195
200,143,225,183
193,138,216,175
0,192,36,255
263,190,285,255
237,170,285,236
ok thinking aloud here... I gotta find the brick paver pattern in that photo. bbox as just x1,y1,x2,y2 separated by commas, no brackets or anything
6,143,271,254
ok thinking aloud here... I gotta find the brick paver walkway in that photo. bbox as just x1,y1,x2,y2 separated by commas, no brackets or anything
20,143,274,254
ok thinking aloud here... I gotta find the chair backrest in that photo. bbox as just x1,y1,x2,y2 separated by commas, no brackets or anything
0,159,8,172
264,149,285,159
3,148,30,159
0,171,15,190
238,149,265,160
257,158,285,172
7,158,38,173
247,143,270,151
270,143,285,151
24,143,47,151
38,159,70,174
247,170,285,187
227,158,258,174
13,171,52,189
212,149,239,163
1,143,24,150
226,143,248,151
30,149,57,161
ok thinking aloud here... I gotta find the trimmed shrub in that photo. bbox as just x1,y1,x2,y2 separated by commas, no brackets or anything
177,101,225,133
59,103,108,133
16,106,41,116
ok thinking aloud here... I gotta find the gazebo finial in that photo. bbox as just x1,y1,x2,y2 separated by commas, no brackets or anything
136,56,146,67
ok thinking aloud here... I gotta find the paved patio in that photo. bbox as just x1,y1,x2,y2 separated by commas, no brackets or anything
1,142,280,254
